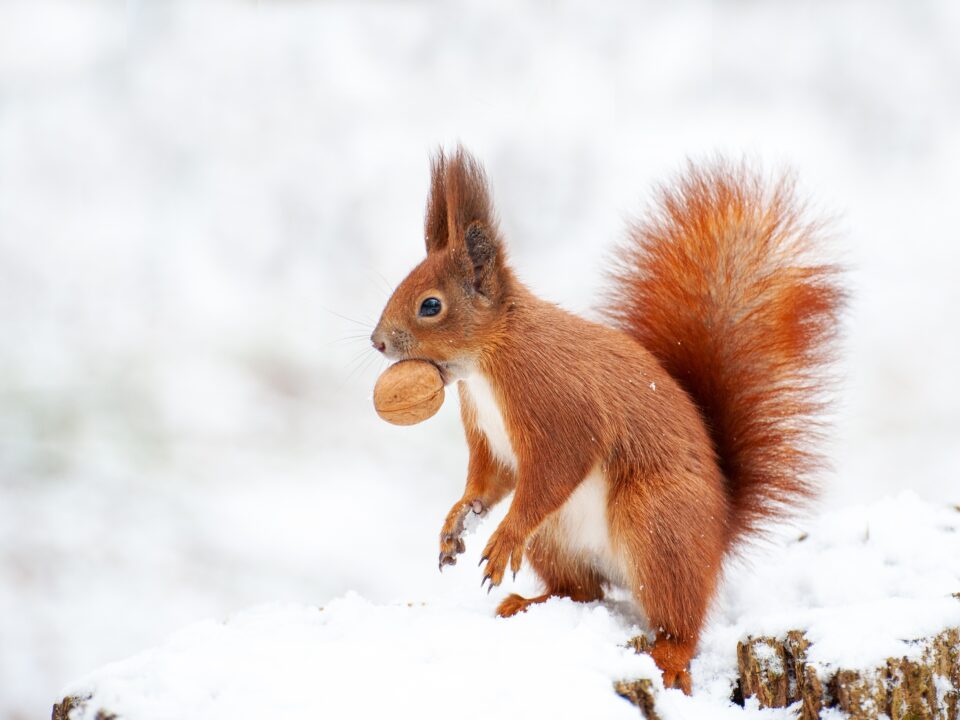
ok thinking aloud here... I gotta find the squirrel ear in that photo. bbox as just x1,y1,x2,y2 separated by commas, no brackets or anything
463,222,502,296
424,151,448,254
425,147,505,295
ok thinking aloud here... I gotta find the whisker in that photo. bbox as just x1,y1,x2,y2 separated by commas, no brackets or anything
339,348,381,392
333,334,372,346
320,305,374,329
372,270,395,298
344,348,374,372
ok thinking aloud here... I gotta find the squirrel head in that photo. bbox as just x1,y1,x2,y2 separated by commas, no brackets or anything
371,147,511,381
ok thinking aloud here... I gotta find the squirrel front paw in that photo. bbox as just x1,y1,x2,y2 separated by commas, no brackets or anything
479,524,525,590
438,499,486,570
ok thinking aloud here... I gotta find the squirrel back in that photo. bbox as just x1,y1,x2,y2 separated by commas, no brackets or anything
604,161,845,545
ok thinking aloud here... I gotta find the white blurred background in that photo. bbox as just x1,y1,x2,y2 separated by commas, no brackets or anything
1,1,958,717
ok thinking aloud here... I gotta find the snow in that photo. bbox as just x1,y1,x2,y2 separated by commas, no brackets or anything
698,493,960,682
0,0,959,718
64,597,656,720
61,493,960,719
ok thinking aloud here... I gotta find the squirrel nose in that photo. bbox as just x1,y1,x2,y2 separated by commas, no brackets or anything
371,332,387,354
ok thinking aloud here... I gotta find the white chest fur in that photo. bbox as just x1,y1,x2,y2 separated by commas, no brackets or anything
460,374,625,586
556,467,627,586
461,373,517,469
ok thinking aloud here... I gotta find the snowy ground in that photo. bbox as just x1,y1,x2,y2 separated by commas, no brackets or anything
62,494,960,719
1,1,959,718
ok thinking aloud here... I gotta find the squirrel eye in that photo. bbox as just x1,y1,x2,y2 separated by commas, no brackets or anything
419,297,442,317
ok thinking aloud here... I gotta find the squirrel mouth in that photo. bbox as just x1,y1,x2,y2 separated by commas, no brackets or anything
434,362,453,386
395,355,452,385
395,356,461,386
431,360,463,387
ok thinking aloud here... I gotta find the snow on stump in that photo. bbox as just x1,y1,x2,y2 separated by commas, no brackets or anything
736,626,960,720
613,636,660,719
613,678,659,720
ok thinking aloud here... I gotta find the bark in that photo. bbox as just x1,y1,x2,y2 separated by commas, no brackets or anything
51,695,115,720
735,627,959,720
616,626,958,719
614,679,660,720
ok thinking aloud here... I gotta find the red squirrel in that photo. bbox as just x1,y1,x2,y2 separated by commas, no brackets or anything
371,147,844,693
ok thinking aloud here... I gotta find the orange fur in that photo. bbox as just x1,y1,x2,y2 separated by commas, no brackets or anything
371,147,845,693
604,161,845,545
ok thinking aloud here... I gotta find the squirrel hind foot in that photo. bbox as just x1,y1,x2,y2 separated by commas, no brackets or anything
649,634,695,695
495,593,550,618
495,584,606,618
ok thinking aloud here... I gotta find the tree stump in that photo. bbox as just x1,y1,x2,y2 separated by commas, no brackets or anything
735,627,960,720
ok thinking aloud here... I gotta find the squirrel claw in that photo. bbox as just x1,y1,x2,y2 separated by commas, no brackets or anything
438,552,458,572
442,534,465,554
439,499,480,571
478,524,525,590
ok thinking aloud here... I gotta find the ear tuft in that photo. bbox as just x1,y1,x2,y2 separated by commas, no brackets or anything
424,150,448,253
424,145,499,255
423,146,505,296
443,146,496,242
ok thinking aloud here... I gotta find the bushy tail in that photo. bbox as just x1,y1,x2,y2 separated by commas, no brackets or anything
605,160,845,545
